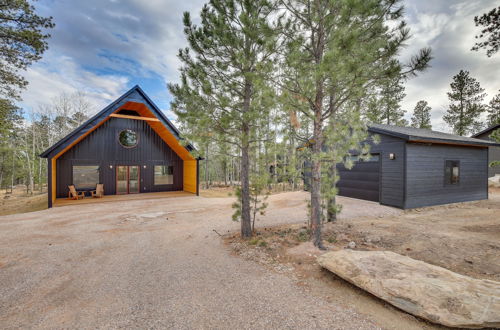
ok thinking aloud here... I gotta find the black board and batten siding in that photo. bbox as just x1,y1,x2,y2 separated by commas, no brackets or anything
404,144,488,208
56,117,183,197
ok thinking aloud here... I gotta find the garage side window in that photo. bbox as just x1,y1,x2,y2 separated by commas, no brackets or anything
154,165,173,185
444,160,460,185
73,165,100,189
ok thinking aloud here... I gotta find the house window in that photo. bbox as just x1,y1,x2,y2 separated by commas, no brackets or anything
73,165,99,189
154,165,173,185
118,129,138,148
444,160,460,185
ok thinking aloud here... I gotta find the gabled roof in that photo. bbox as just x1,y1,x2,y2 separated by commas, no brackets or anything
40,85,197,159
368,123,500,147
471,123,500,138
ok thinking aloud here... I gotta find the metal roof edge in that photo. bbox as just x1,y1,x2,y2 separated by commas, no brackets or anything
471,124,500,138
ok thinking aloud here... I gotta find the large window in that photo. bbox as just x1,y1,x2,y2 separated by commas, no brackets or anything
154,165,173,185
73,165,100,189
444,160,460,185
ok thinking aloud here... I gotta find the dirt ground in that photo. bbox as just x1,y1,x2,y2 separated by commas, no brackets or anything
0,190,498,329
0,186,47,216
0,191,384,329
226,189,500,329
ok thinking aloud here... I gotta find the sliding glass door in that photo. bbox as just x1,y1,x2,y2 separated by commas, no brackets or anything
129,166,139,193
116,165,140,194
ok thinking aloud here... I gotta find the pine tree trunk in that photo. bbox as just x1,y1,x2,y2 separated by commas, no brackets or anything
310,117,323,248
10,151,15,193
205,143,209,189
326,160,337,222
240,79,252,239
241,134,252,238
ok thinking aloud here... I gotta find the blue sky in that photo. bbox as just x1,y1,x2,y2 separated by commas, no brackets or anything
19,0,500,131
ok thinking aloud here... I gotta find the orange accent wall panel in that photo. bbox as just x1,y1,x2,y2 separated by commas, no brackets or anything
183,160,197,194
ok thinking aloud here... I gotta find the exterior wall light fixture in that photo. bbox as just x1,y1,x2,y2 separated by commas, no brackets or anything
389,153,396,160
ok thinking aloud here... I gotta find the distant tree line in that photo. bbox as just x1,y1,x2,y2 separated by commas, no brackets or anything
0,0,54,193
0,92,93,194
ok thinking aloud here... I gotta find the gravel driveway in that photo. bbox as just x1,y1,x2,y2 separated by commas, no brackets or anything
0,191,399,329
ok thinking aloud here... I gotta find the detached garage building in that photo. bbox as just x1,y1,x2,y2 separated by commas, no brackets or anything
306,124,499,209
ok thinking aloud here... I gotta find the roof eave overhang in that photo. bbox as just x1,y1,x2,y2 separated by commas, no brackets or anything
368,127,410,140
471,124,500,138
408,137,499,148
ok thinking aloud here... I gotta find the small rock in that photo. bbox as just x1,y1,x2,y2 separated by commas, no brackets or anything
347,241,356,249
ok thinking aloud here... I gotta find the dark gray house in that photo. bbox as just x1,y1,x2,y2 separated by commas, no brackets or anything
471,124,500,178
40,86,200,208
305,124,499,209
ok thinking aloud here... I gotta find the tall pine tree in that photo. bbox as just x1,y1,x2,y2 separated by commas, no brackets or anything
169,0,279,238
410,100,432,129
472,6,500,57
0,0,54,100
443,70,486,136
487,91,500,126
281,0,431,247
379,78,407,126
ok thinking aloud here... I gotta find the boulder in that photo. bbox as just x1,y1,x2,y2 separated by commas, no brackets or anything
317,250,500,328
488,175,500,187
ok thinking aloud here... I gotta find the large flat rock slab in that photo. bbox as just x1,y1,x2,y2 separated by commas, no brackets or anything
317,250,500,328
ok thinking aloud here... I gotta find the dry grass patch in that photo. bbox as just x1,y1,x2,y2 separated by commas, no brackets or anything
0,186,47,216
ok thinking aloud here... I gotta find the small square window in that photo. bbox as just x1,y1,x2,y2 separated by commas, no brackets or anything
444,160,460,185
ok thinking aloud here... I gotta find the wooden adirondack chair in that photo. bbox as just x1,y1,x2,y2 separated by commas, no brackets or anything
68,185,85,200
91,184,104,198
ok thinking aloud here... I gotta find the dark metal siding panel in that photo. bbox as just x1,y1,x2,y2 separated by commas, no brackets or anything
405,144,488,208
56,117,183,197
371,134,406,208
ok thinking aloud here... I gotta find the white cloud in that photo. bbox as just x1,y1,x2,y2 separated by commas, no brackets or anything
402,0,500,132
19,53,129,114
17,0,206,115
